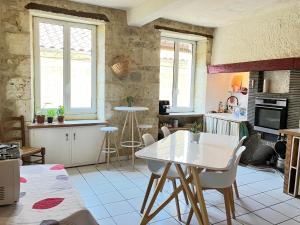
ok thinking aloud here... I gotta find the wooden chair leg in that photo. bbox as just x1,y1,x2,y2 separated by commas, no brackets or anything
41,147,46,164
140,174,156,214
233,180,239,199
171,179,182,222
186,208,194,225
223,188,232,225
181,182,189,205
229,187,236,219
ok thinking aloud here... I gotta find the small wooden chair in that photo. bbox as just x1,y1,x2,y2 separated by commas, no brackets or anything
1,116,45,164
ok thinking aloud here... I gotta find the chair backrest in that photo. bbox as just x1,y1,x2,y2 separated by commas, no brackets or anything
226,146,246,185
142,133,155,146
226,136,247,168
142,133,165,173
1,116,25,147
161,126,170,138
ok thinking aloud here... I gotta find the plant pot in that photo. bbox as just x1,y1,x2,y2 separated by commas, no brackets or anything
47,117,53,124
36,115,45,124
57,116,64,123
191,132,201,143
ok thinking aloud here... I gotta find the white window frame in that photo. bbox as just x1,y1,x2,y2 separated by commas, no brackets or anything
160,37,196,113
33,17,97,115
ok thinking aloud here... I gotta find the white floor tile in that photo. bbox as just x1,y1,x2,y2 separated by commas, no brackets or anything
254,208,289,224
88,205,110,220
235,197,265,211
237,213,272,225
214,220,243,225
286,198,300,209
98,217,117,225
97,191,125,204
119,187,145,199
264,188,292,202
81,194,102,207
91,183,116,195
68,161,300,225
236,184,261,197
216,203,249,216
279,220,300,225
112,211,142,225
150,217,181,225
271,202,300,218
249,192,282,206
104,200,135,217
295,216,300,223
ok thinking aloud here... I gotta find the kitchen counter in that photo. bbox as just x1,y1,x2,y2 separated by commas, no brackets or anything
279,128,300,137
28,120,108,129
205,113,248,123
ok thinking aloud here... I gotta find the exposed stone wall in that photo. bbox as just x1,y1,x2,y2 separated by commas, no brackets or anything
0,0,213,152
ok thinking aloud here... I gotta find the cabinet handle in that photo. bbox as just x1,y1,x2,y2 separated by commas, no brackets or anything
66,133,69,141
73,133,76,140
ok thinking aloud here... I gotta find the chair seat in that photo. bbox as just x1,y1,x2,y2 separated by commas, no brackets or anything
138,124,153,129
100,126,118,133
197,170,232,189
21,146,43,157
152,164,186,179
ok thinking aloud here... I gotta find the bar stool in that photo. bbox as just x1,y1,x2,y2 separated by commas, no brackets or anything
98,126,121,167
138,124,153,148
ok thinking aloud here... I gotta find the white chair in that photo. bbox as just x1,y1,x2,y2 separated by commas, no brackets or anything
97,126,121,167
232,136,247,198
141,133,188,221
161,126,171,138
186,146,247,225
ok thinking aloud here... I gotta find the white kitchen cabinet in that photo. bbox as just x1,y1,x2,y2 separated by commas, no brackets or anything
29,124,106,167
71,126,105,166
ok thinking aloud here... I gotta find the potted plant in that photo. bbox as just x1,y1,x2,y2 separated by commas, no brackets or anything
126,96,134,107
36,112,45,124
57,105,65,123
190,121,203,143
47,109,56,124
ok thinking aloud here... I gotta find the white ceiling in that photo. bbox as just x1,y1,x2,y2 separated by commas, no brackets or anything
71,0,297,27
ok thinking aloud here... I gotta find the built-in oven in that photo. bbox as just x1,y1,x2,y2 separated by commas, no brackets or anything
254,97,288,135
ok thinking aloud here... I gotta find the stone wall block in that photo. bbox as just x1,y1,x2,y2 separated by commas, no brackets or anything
6,33,30,56
6,77,31,100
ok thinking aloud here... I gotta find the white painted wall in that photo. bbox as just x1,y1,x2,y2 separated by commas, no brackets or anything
211,1,300,64
206,72,249,112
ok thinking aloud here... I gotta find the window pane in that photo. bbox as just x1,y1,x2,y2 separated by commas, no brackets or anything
70,27,92,108
159,39,174,105
39,22,64,108
177,42,193,108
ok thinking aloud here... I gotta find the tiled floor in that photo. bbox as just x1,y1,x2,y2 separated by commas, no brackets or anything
66,160,300,225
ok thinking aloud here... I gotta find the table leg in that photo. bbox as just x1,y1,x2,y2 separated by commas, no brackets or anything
175,164,204,225
131,112,135,168
120,112,129,142
140,163,171,225
133,111,142,143
191,167,209,225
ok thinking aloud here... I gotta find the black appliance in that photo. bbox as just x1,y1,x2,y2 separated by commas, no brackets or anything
159,100,170,115
254,97,287,135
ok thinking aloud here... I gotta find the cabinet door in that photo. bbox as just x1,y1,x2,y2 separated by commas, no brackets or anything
71,126,105,166
29,128,72,167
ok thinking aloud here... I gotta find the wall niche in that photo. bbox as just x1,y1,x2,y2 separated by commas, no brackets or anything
258,70,290,94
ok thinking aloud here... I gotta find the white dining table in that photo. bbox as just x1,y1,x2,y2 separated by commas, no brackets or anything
135,130,239,225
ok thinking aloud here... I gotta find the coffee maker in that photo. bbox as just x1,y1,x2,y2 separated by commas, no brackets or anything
159,100,170,115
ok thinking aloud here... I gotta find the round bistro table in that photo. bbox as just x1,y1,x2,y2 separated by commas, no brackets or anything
114,106,149,167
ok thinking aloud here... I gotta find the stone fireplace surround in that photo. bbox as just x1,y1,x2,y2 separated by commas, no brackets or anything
247,70,300,130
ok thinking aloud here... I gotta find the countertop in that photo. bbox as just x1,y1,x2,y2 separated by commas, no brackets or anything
28,120,108,129
157,112,203,118
205,113,248,123
279,128,300,137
